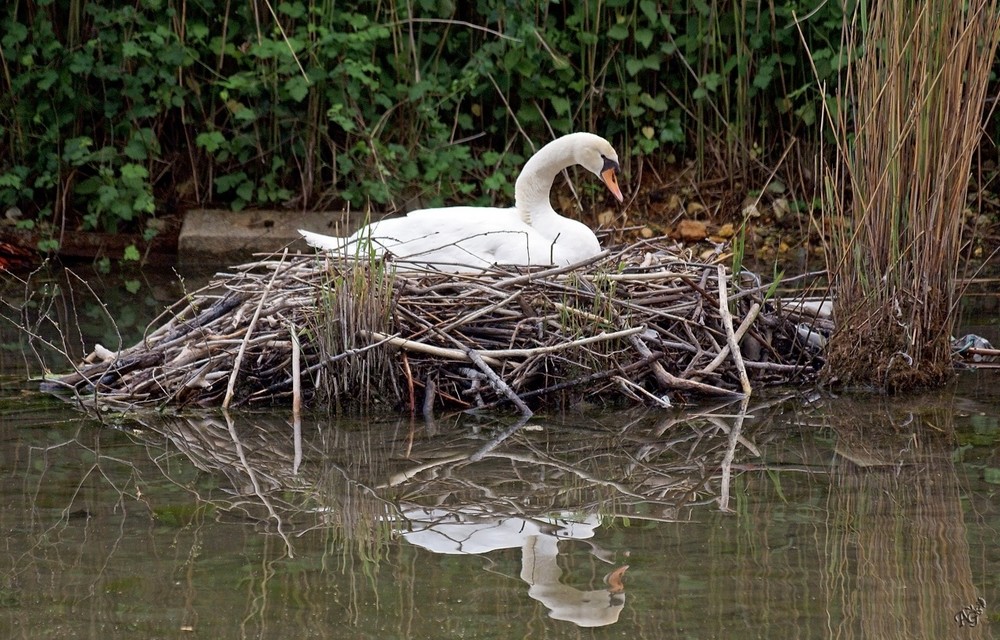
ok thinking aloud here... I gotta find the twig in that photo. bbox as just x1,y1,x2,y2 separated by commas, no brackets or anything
718,397,751,512
629,334,742,397
290,321,301,418
468,414,532,461
696,302,761,378
465,350,533,417
717,265,751,397
362,331,503,365
422,374,436,419
615,376,672,408
223,250,287,409
221,410,294,555
362,325,644,360
492,250,611,288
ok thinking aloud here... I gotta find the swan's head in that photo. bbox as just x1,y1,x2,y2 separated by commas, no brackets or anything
574,134,624,203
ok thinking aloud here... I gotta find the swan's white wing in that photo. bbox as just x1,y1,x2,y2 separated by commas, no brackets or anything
343,207,555,269
302,205,598,271
543,216,603,264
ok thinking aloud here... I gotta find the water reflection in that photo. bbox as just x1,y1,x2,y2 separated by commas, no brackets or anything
401,508,626,627
821,398,985,638
0,266,200,377
2,386,999,637
121,404,757,552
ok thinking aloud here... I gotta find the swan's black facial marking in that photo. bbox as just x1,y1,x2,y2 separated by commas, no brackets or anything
601,154,621,174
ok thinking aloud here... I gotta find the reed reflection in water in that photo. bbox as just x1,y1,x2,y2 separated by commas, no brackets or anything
822,404,987,638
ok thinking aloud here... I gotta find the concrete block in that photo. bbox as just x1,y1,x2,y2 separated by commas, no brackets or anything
178,209,376,267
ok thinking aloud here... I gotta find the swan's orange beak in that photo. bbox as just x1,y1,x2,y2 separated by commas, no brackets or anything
600,156,624,202
605,565,629,594
602,166,624,203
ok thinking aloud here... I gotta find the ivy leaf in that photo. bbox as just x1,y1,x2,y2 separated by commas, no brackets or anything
1,21,27,48
37,70,59,91
62,137,94,165
0,172,24,189
122,40,151,58
640,92,668,112
549,95,571,116
187,22,209,42
196,131,226,153
798,104,816,126
124,136,148,161
236,180,254,203
123,245,141,262
639,0,658,23
635,28,653,49
700,72,723,92
278,1,306,18
215,171,248,194
284,75,310,102
121,163,149,183
608,23,629,41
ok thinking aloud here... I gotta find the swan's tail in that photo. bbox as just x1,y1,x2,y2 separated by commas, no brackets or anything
298,229,350,252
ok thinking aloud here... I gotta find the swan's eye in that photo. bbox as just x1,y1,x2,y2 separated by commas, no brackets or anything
601,155,620,173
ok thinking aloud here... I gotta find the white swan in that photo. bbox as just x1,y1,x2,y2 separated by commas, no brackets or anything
298,132,623,271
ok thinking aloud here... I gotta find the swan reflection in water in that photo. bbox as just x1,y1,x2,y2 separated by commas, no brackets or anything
399,507,628,628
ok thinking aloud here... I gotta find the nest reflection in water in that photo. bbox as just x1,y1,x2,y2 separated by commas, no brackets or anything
122,398,770,554
107,400,774,628
40,240,824,412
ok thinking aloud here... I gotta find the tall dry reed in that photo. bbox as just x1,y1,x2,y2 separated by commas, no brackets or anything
823,0,1000,390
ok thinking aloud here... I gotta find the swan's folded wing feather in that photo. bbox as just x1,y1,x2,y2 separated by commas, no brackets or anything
299,229,348,251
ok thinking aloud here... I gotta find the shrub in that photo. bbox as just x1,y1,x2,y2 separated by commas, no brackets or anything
0,0,849,252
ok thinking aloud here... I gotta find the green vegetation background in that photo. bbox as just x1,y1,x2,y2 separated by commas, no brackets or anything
2,0,851,252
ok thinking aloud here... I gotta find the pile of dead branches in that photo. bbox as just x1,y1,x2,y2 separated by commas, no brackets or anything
40,239,824,412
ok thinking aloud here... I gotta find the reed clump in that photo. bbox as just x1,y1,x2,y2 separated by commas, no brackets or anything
822,0,1000,390
39,240,822,413
312,257,398,411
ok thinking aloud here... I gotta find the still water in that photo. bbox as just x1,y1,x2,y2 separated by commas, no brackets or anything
1,268,999,638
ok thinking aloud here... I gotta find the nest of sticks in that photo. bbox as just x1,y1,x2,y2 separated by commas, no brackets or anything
41,239,824,413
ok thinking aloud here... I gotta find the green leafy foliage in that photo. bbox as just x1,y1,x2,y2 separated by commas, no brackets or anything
0,0,850,248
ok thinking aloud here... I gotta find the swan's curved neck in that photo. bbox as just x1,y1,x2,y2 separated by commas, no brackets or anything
514,137,578,225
